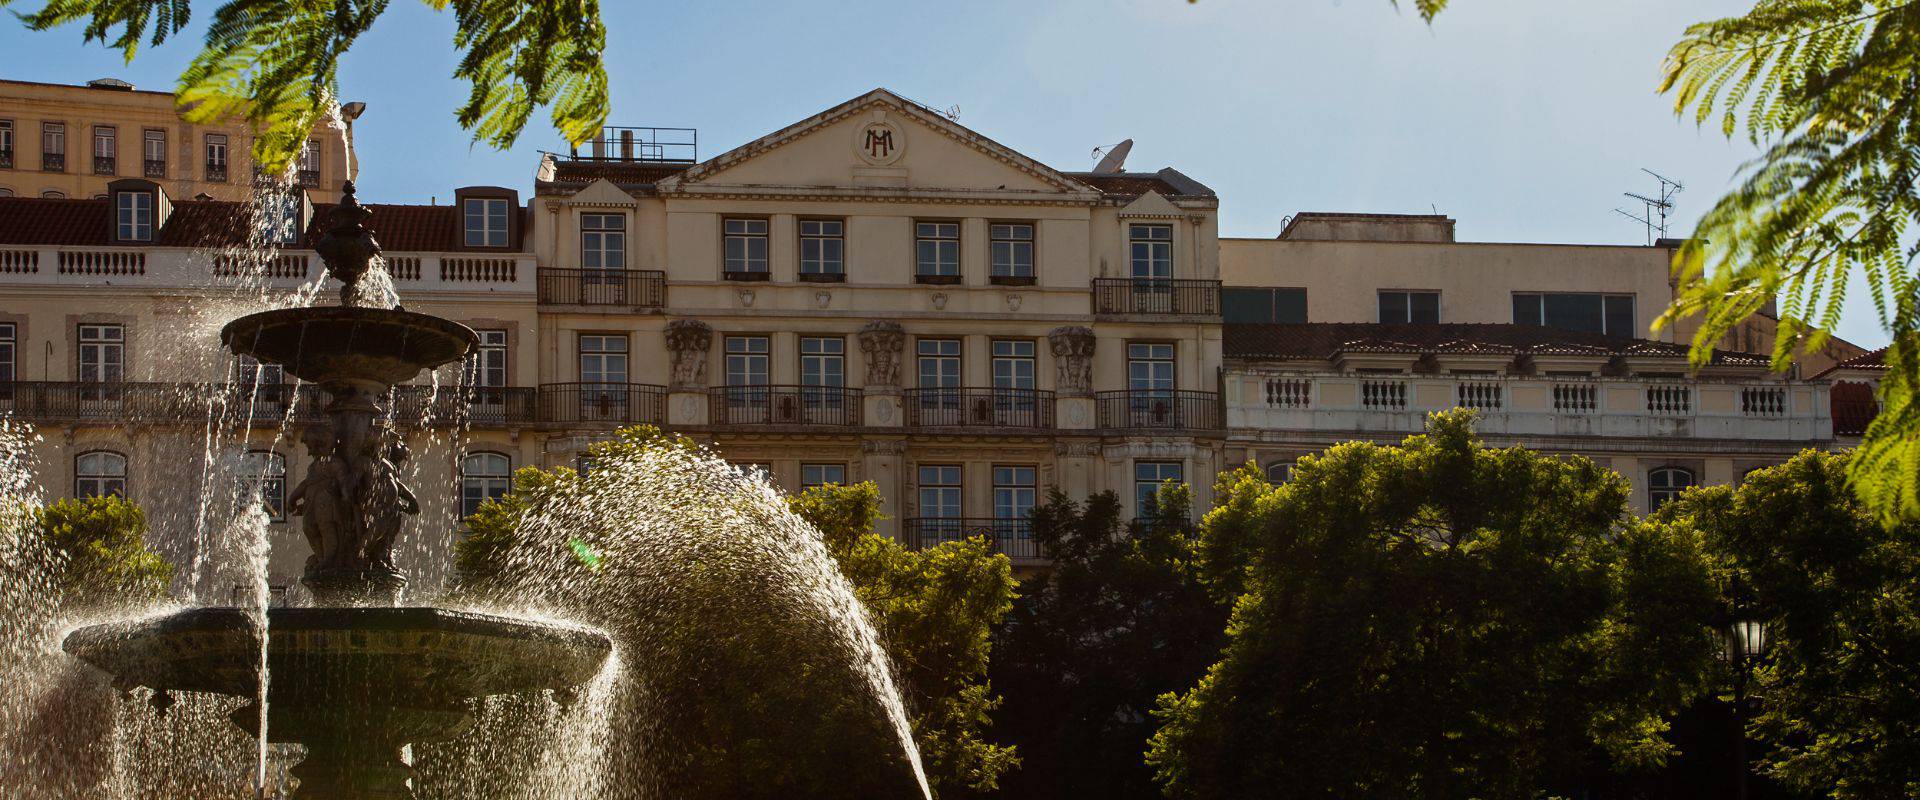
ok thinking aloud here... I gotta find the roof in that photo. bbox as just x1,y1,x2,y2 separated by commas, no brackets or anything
1065,168,1216,199
1814,346,1887,378
543,160,694,190
0,195,468,252
1224,323,1771,366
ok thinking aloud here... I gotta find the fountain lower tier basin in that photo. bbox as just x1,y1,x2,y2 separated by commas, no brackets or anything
222,307,478,389
63,606,612,740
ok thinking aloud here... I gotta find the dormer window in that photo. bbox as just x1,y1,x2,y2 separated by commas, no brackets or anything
116,190,153,241
464,198,509,248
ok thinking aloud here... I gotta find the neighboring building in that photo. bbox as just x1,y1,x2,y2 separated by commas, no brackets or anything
0,77,351,203
0,89,1845,593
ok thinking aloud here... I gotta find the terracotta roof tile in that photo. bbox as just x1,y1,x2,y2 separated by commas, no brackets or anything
0,196,467,252
1224,323,1769,366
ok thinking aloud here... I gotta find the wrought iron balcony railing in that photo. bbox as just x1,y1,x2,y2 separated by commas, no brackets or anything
207,164,228,183
0,149,13,169
903,388,1054,429
42,153,64,172
536,268,666,307
903,517,1044,563
1093,278,1221,316
296,169,321,187
0,382,540,427
143,159,166,179
710,386,861,426
93,156,115,175
536,382,668,426
1095,389,1224,432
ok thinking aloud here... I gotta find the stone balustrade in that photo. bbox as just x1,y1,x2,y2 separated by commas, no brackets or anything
0,246,535,295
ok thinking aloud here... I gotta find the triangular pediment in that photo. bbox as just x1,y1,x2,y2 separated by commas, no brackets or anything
657,89,1098,199
566,179,640,206
1117,191,1185,218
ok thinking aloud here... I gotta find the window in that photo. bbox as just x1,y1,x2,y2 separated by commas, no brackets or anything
732,462,775,481
91,125,115,174
1648,467,1696,511
990,223,1034,279
1379,291,1440,324
40,190,64,199
801,463,846,490
1129,224,1173,279
725,336,770,387
0,322,14,382
75,451,127,498
578,334,629,384
992,340,1035,390
799,219,844,276
1223,288,1308,324
993,465,1036,526
465,329,508,388
723,218,769,275
42,122,65,171
919,465,962,519
261,192,302,245
297,139,321,183
800,337,844,388
1128,342,1175,393
1135,461,1183,518
0,119,13,167
917,339,961,391
1513,293,1636,337
234,354,286,407
464,198,510,248
205,134,229,180
116,191,153,241
240,451,287,521
915,221,960,278
460,452,513,520
1266,461,1293,484
141,129,165,177
78,324,124,383
581,213,625,272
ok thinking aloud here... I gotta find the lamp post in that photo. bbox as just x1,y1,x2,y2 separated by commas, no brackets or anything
339,101,367,183
1724,593,1769,800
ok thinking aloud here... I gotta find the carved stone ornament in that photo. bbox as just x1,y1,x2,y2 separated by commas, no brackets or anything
931,292,949,311
665,319,714,388
859,320,907,387
1048,325,1097,396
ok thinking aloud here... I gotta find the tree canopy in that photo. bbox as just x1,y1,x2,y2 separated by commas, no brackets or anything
1148,410,1721,798
35,494,171,606
6,0,609,171
1654,451,1920,799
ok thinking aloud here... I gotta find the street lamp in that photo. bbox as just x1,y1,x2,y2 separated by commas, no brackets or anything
339,101,367,183
1723,593,1769,800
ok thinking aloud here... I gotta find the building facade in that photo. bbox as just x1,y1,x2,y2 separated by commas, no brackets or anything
0,87,1844,595
0,77,351,203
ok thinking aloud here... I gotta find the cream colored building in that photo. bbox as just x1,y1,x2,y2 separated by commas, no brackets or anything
0,77,351,202
0,88,1845,595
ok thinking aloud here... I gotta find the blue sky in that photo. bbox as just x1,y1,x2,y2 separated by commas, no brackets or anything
1,0,1886,349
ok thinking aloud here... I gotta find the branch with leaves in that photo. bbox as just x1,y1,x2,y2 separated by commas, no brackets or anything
4,0,608,173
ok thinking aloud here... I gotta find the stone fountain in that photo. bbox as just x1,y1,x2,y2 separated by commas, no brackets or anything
61,182,614,799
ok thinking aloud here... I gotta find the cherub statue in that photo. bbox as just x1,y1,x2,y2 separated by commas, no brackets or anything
360,429,419,572
287,422,349,573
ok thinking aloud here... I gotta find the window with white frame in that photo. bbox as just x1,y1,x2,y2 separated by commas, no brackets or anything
235,354,284,391
142,129,166,174
800,337,844,388
993,465,1036,530
1648,467,1696,511
0,322,15,382
265,191,301,245
75,451,127,498
42,122,65,163
799,219,844,275
917,339,961,390
205,133,229,177
298,139,321,176
578,334,628,384
1129,224,1173,279
460,452,512,520
464,197,510,248
918,465,962,519
915,221,960,277
990,223,1034,278
801,463,846,490
723,218,769,274
40,190,65,199
1379,291,1440,324
992,340,1035,390
1134,461,1183,518
732,462,774,481
240,451,287,521
581,213,625,272
465,329,508,388
1128,342,1175,394
92,125,115,173
0,119,12,161
1513,293,1637,337
1266,461,1294,484
116,190,153,241
725,336,770,388
78,324,124,383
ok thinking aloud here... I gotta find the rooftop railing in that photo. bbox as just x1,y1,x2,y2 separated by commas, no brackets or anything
567,126,698,163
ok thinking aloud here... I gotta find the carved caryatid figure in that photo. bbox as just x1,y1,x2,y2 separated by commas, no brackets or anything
665,319,714,388
859,321,906,387
1049,326,1097,396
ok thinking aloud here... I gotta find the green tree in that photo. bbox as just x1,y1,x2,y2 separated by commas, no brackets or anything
1148,410,1720,799
990,482,1230,799
6,0,608,170
1654,451,1920,799
35,494,171,606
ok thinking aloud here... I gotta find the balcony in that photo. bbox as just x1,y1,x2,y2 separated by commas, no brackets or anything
1230,372,1831,442
1095,390,1224,432
296,169,321,187
42,153,64,172
143,159,166,179
93,156,115,175
207,164,228,183
537,268,666,307
710,386,861,426
537,382,667,426
904,388,1054,429
0,149,13,169
1093,278,1221,317
0,382,540,427
903,518,1045,565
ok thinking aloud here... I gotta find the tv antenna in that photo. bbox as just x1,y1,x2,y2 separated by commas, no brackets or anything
1613,168,1683,245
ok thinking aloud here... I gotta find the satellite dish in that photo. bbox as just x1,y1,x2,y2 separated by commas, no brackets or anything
1092,139,1133,173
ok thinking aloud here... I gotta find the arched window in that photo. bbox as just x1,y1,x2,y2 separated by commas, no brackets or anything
1648,467,1696,511
1265,461,1294,485
240,451,287,521
40,189,66,199
460,452,512,520
75,451,127,498
0,187,14,197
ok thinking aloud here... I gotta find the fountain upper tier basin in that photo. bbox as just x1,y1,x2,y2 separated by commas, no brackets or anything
63,607,612,721
221,307,478,389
